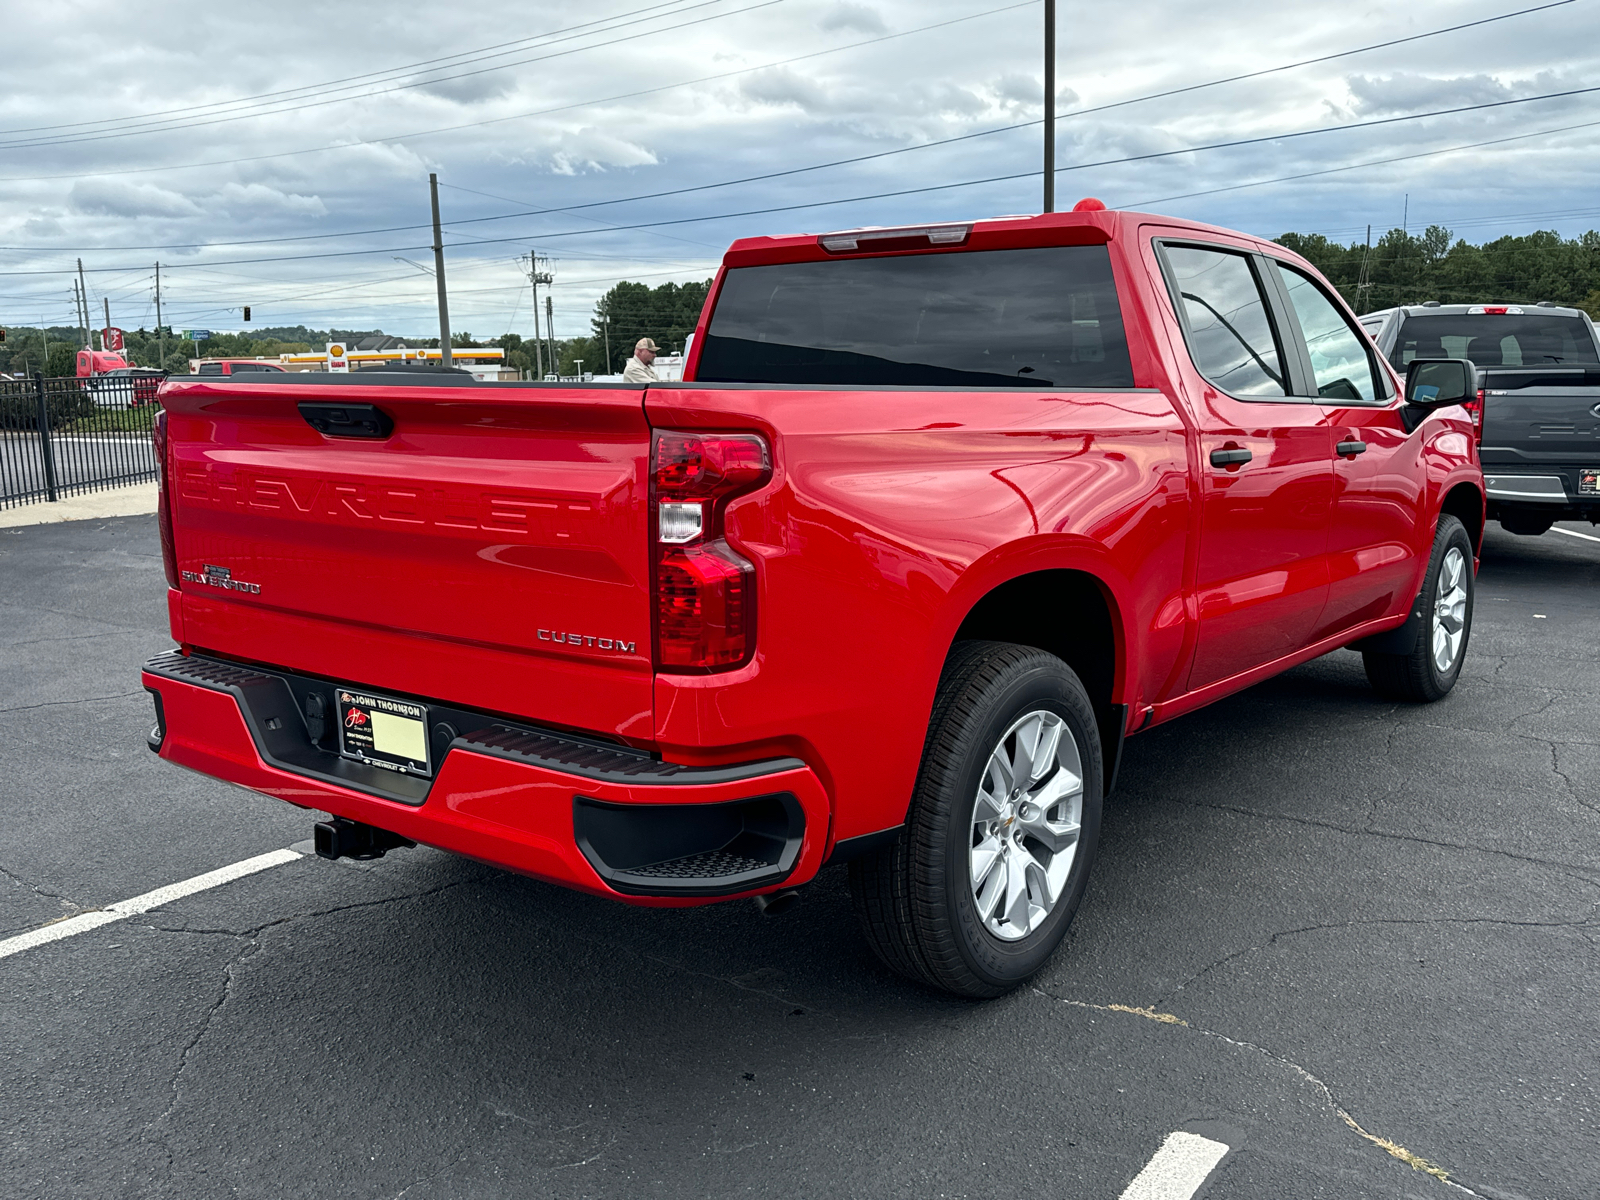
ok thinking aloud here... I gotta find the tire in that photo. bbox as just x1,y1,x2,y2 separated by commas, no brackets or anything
1363,515,1474,703
849,641,1103,998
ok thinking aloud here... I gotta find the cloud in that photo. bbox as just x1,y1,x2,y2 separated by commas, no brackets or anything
1344,73,1514,117
412,72,517,105
211,183,328,218
68,179,203,219
739,67,833,113
541,128,660,175
820,3,887,35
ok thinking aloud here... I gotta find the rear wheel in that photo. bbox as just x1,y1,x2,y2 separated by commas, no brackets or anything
849,641,1103,998
1363,515,1474,703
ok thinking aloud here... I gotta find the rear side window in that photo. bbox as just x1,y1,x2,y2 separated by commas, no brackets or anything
1161,245,1287,398
197,362,222,375
1390,314,1600,368
695,245,1134,388
1274,263,1380,403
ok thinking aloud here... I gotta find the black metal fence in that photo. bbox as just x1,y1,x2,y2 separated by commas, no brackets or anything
0,373,160,510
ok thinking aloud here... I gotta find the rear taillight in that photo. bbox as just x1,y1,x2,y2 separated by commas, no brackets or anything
1463,388,1485,446
651,430,771,672
152,406,178,587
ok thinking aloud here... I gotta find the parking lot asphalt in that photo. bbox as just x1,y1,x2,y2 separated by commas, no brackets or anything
2,513,1596,1200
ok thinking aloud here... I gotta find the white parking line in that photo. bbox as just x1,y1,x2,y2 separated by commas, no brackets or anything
1551,526,1600,545
1118,1131,1231,1200
0,847,301,961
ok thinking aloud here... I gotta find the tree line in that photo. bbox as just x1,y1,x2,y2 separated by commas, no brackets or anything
1274,226,1600,317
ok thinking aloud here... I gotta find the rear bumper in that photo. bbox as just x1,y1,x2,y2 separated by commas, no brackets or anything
1483,469,1600,520
141,652,830,905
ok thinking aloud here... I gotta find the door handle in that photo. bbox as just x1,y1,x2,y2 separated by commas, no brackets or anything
1336,440,1368,457
1209,447,1252,468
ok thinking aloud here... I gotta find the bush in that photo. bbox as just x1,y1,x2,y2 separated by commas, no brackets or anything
0,379,97,430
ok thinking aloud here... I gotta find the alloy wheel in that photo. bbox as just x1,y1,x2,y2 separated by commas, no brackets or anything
968,709,1084,941
1432,546,1468,673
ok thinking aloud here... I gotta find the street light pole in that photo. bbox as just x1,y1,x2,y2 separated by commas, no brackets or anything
1043,0,1056,213
429,173,453,368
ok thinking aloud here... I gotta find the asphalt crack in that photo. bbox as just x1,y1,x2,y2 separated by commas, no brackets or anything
0,858,81,912
1154,910,1600,1005
1033,987,1479,1194
1165,796,1600,889
0,689,145,715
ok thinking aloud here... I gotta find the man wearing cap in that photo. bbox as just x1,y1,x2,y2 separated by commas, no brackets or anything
622,337,661,383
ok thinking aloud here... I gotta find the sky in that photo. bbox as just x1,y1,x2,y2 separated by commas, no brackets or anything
1,0,1597,342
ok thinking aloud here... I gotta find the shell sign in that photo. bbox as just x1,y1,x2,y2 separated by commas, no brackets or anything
326,342,349,373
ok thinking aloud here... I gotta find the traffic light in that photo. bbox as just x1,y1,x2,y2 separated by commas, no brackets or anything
242,306,251,322
0,328,6,343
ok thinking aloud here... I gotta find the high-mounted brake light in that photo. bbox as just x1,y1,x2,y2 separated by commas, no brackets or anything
152,406,178,588
819,224,970,253
1468,305,1522,315
651,431,771,672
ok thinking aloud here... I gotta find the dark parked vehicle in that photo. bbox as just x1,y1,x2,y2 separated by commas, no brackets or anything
1360,302,1600,534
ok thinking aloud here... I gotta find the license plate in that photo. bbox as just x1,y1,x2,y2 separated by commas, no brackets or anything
1580,468,1600,496
336,689,432,777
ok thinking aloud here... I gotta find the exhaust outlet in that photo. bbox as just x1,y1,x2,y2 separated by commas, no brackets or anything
752,888,802,917
313,817,415,862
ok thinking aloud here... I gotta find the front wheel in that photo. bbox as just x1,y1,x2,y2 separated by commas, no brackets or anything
849,641,1103,998
1363,514,1475,703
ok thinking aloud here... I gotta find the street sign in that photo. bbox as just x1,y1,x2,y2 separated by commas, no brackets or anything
183,329,211,341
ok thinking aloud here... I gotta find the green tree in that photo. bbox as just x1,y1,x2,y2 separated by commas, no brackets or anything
1275,225,1600,313
587,279,713,374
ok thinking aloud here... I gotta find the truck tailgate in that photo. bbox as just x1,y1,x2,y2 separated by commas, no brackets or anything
1480,367,1600,462
161,378,655,741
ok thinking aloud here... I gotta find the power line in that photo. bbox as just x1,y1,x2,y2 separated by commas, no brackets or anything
1131,114,1600,208
0,0,784,152
11,80,1599,277
0,0,702,139
0,2,1026,184
3,1,1581,256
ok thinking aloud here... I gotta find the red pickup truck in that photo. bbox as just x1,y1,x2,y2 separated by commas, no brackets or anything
142,207,1484,997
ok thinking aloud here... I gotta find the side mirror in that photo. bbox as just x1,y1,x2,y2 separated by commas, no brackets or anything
1404,358,1474,408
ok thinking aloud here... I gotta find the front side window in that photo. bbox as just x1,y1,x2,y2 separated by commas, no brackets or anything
1162,245,1287,397
696,244,1134,388
1275,263,1380,403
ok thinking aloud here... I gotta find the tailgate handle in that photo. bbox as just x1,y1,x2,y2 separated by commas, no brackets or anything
298,402,394,439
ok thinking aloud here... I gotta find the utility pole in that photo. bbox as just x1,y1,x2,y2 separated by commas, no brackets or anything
428,173,453,368
602,309,611,374
77,259,92,349
525,251,553,379
155,262,165,371
1355,225,1373,309
546,295,557,379
1043,0,1056,213
103,296,111,350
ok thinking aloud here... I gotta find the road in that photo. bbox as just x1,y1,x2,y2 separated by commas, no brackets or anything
1,513,1596,1199
1,430,155,506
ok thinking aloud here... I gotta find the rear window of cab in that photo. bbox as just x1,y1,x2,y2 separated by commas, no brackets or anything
696,244,1135,388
